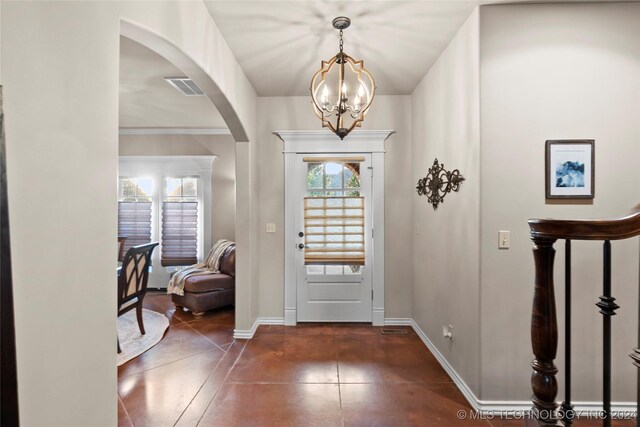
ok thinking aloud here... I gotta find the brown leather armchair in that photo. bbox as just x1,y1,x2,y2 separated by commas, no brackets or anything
171,246,235,318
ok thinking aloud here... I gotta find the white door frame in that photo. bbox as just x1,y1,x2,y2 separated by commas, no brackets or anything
275,130,394,326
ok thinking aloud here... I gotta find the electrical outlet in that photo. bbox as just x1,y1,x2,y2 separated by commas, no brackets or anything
443,324,454,340
266,223,276,233
498,231,510,249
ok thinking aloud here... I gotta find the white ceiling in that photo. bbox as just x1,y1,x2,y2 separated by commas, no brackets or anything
119,36,227,129
121,1,629,126
204,0,630,96
204,1,484,96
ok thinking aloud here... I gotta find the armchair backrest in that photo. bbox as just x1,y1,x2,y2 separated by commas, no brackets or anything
219,246,236,276
118,242,158,307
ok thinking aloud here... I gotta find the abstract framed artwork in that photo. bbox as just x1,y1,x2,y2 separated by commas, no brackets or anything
545,139,595,199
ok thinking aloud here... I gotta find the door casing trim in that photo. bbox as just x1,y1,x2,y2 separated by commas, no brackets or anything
275,130,394,326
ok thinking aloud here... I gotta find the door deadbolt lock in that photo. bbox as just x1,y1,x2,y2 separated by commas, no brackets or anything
298,231,304,237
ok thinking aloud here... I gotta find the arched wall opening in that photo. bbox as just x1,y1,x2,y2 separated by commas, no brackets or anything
1,2,259,425
119,20,249,143
120,11,257,338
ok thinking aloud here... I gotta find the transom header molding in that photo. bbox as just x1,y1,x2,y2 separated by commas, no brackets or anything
274,130,394,154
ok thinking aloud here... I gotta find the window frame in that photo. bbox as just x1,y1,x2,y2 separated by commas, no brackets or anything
160,175,201,267
117,155,214,285
117,176,154,254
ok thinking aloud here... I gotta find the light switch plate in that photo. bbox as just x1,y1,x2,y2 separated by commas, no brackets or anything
266,223,276,233
498,231,510,249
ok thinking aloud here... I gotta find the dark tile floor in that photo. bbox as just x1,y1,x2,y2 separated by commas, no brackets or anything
118,292,635,427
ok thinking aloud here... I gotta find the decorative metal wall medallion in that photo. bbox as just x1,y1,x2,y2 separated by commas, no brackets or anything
416,158,465,210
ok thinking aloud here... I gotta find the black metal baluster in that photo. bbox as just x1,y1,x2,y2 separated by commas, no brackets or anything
596,240,619,427
561,239,575,425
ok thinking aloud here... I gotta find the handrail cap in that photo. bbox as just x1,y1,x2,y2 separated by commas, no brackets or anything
528,204,640,241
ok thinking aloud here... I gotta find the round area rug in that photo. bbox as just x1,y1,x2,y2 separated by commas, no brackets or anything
117,309,169,366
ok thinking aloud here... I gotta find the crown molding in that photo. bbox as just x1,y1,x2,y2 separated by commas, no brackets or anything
118,155,215,172
119,127,231,136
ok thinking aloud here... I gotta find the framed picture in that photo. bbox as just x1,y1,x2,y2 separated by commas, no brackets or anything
545,140,594,199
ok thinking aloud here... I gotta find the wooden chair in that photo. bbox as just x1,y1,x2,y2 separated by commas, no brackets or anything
117,236,127,262
117,242,159,353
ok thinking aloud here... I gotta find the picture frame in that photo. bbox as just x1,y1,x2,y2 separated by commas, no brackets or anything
545,139,594,199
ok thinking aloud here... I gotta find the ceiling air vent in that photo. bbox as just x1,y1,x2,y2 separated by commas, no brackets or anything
164,77,205,96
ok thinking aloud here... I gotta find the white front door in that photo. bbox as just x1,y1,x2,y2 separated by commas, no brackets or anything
294,154,372,322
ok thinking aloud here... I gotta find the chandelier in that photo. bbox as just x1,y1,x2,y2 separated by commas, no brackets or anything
310,17,376,140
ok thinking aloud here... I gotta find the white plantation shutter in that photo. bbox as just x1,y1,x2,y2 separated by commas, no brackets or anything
118,202,152,252
161,201,198,266
304,196,365,265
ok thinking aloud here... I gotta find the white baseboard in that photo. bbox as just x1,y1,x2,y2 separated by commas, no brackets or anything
284,309,296,326
372,309,385,326
384,318,413,326
408,319,637,417
233,318,259,339
409,319,482,411
233,317,284,339
257,317,284,325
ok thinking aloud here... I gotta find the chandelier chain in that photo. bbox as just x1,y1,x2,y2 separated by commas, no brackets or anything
339,29,343,52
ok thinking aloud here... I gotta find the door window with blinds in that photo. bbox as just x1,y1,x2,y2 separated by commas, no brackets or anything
161,177,198,266
304,159,364,275
118,177,152,253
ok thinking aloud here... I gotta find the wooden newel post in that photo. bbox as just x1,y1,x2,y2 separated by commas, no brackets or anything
530,236,561,426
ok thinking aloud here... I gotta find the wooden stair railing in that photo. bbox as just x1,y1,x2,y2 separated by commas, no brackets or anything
528,204,640,427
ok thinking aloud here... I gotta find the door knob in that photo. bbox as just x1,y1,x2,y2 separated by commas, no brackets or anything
298,243,305,249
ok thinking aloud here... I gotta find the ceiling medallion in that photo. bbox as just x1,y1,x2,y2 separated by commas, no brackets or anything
416,159,466,210
310,17,376,140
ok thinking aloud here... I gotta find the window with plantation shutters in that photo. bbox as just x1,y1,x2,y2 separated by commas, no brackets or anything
161,177,198,266
118,178,152,253
304,196,365,265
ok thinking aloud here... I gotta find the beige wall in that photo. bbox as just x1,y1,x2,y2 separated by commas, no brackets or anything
2,2,120,425
411,9,481,395
479,3,640,401
119,134,236,244
1,1,257,425
256,95,414,319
